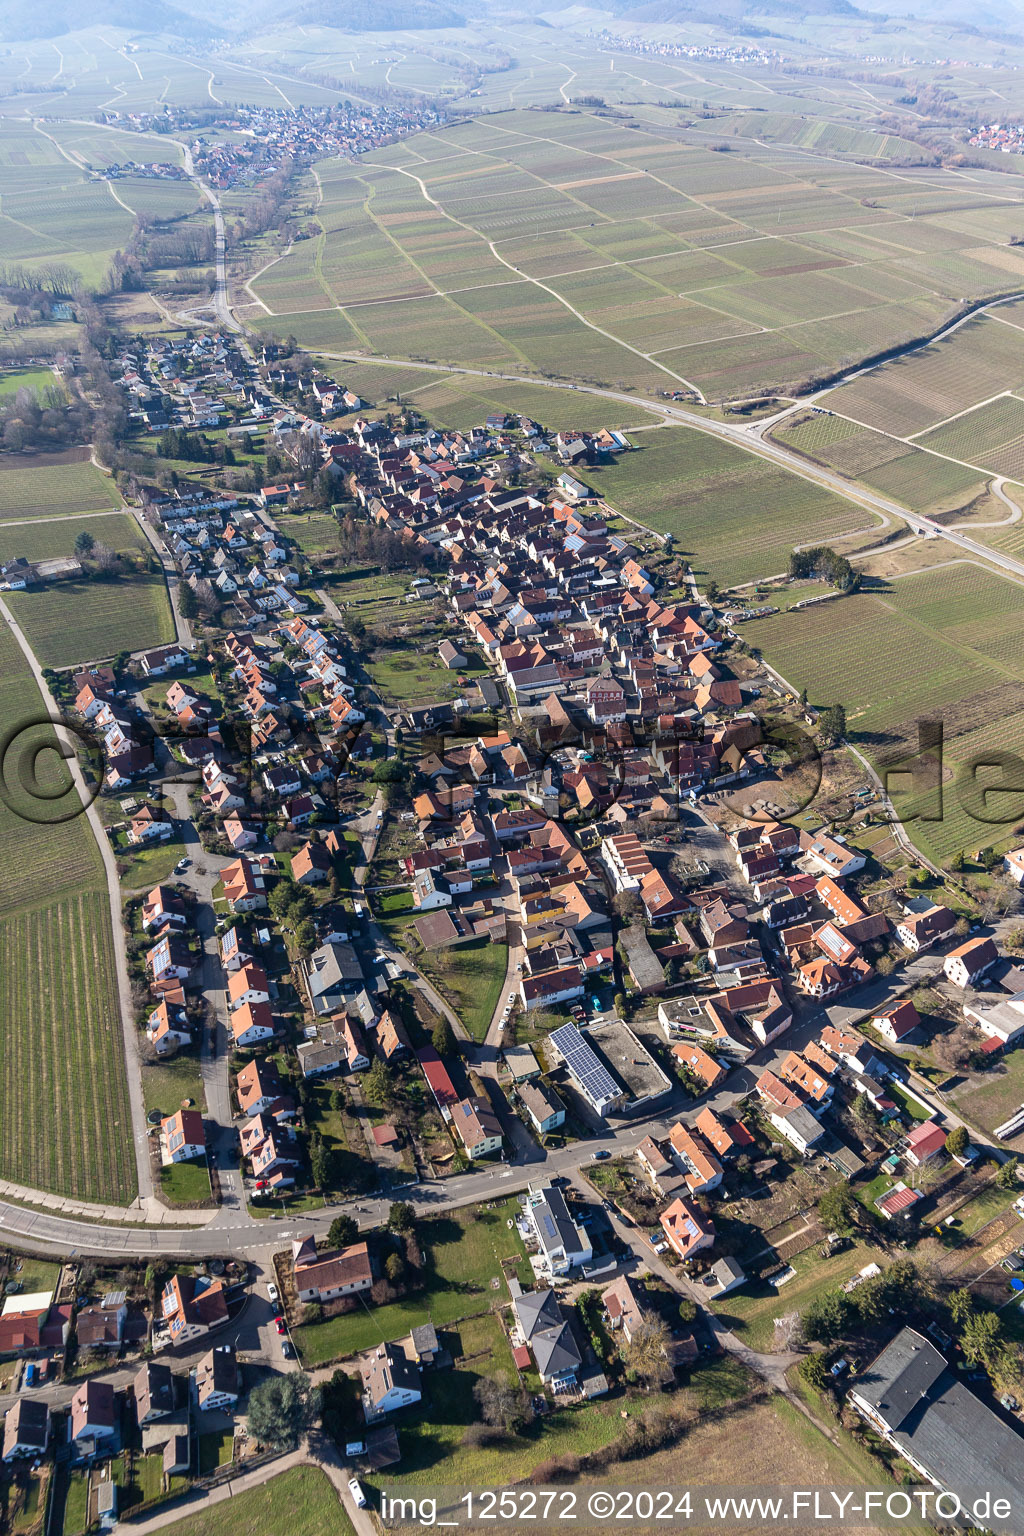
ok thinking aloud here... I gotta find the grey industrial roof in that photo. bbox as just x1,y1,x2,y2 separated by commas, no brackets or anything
854,1328,1024,1530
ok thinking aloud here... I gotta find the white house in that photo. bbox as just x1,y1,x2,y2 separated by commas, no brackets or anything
944,936,999,989
361,1344,421,1419
522,1183,592,1277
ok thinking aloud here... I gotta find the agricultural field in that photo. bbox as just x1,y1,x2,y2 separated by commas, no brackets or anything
230,107,1024,400
0,624,134,1203
0,512,148,565
583,427,876,587
5,571,174,667
0,119,134,288
771,411,989,514
399,374,660,435
272,510,340,558
828,315,1024,437
0,890,136,1204
916,394,1024,481
744,561,1024,865
0,456,119,519
0,625,104,915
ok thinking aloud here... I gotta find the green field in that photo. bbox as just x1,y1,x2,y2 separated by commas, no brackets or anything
174,1467,352,1536
6,572,174,666
0,367,58,397
161,1156,211,1205
417,938,509,1043
141,1053,206,1120
0,457,118,519
712,1240,878,1351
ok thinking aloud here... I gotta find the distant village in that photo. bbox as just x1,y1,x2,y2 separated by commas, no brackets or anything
96,101,448,189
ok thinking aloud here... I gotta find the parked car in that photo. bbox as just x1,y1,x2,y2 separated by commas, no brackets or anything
282,1339,295,1359
349,1479,368,1509
275,1317,286,1335
267,1282,279,1303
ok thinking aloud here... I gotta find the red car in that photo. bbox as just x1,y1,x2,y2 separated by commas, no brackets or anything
275,1318,286,1335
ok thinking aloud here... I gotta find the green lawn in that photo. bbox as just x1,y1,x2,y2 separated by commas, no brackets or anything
0,367,58,397
711,1240,878,1352
294,1199,528,1366
173,1467,352,1536
366,646,464,705
198,1430,235,1475
61,1472,89,1536
6,1256,61,1295
886,1082,933,1123
6,573,174,667
952,1050,1024,1136
161,1156,211,1206
142,1054,206,1119
417,938,509,1043
117,834,185,890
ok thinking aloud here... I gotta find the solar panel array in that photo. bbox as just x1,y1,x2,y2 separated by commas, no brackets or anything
550,1023,621,1107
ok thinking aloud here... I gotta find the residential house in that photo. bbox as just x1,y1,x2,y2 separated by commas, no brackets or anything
361,1344,422,1419
512,1289,581,1389
872,999,922,1044
2,1399,49,1461
162,1109,205,1164
134,1362,176,1425
231,1000,275,1049
944,936,999,988
451,1096,503,1159
518,1079,566,1136
903,1120,947,1167
660,1197,715,1260
523,1183,593,1277
292,1236,373,1303
69,1381,119,1461
160,1274,229,1347
601,1276,647,1344
196,1347,240,1412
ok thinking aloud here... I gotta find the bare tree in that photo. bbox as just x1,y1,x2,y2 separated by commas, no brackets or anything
623,1316,672,1386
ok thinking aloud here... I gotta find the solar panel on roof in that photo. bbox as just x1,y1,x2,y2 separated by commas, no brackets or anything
551,1023,620,1105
